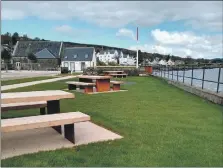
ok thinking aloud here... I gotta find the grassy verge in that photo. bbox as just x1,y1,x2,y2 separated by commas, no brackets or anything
1,77,223,166
1,76,57,86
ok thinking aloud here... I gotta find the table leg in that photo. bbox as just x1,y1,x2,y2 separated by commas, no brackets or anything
40,107,46,115
79,78,93,89
84,86,94,93
47,100,61,134
64,123,75,144
96,79,110,92
113,84,120,91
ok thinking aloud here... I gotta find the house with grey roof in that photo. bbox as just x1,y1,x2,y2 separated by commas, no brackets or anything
61,47,96,72
12,41,63,70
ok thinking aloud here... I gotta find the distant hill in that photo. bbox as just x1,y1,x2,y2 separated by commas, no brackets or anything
1,32,222,64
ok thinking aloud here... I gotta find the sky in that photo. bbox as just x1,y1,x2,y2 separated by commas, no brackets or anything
1,1,223,59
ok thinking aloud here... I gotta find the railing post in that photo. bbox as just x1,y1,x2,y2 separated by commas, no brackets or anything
172,66,173,80
191,65,194,86
202,67,205,89
177,65,179,81
168,66,169,79
183,65,185,83
216,67,221,93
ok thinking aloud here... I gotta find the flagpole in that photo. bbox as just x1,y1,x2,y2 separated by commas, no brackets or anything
136,47,138,69
136,27,139,69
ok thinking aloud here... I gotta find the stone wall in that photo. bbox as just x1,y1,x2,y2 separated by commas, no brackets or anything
12,57,59,70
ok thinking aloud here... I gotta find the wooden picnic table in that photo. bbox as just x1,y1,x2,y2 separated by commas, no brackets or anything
103,71,124,75
77,75,112,92
1,90,75,133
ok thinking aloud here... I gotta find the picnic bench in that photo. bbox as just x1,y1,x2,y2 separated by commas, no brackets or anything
66,81,95,93
1,101,47,115
109,73,127,78
103,71,124,76
110,81,124,91
2,90,75,133
1,112,90,144
77,75,112,92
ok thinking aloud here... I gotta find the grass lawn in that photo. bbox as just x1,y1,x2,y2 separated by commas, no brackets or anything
1,76,57,86
1,77,223,167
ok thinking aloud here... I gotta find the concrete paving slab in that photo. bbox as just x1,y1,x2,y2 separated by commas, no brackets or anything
1,121,123,159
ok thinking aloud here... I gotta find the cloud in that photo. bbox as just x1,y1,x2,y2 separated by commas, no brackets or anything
129,29,222,59
55,25,73,33
54,25,91,37
116,28,135,40
151,29,206,45
2,1,222,31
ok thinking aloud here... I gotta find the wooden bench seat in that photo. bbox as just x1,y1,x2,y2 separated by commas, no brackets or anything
1,112,90,144
110,81,124,91
66,81,95,93
109,73,127,78
1,101,47,115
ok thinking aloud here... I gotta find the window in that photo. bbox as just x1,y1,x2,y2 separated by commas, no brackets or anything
64,56,68,59
85,54,88,58
74,54,77,58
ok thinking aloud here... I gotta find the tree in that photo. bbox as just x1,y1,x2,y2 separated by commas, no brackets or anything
185,56,193,65
12,32,19,45
1,49,12,72
57,58,61,67
28,53,37,70
22,34,29,41
113,54,120,65
165,54,170,62
34,37,40,41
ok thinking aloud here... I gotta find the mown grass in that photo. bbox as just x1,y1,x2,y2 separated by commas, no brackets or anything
1,77,223,167
1,76,57,86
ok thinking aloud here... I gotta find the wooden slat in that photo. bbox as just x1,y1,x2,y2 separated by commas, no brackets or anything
77,75,112,80
103,71,124,73
110,74,127,76
1,112,90,132
66,81,95,86
1,90,75,104
1,101,47,112
110,81,124,84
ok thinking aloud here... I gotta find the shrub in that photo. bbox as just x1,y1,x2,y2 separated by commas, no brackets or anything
61,67,69,74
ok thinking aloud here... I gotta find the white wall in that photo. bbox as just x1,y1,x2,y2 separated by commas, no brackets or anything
61,61,95,72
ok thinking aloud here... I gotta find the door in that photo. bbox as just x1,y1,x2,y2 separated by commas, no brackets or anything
81,62,86,71
70,62,75,72
16,62,21,70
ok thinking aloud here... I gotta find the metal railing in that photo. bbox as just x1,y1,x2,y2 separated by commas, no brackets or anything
152,63,223,93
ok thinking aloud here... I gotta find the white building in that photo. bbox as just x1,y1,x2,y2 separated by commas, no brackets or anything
97,50,118,64
167,59,175,66
175,60,185,65
119,53,136,66
158,59,167,65
61,47,96,72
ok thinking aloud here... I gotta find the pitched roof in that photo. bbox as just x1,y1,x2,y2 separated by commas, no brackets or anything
34,48,56,59
13,41,62,58
63,47,94,62
108,50,115,54
99,50,105,54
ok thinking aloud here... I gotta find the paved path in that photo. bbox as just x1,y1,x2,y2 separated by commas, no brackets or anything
2,70,60,81
1,76,76,91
